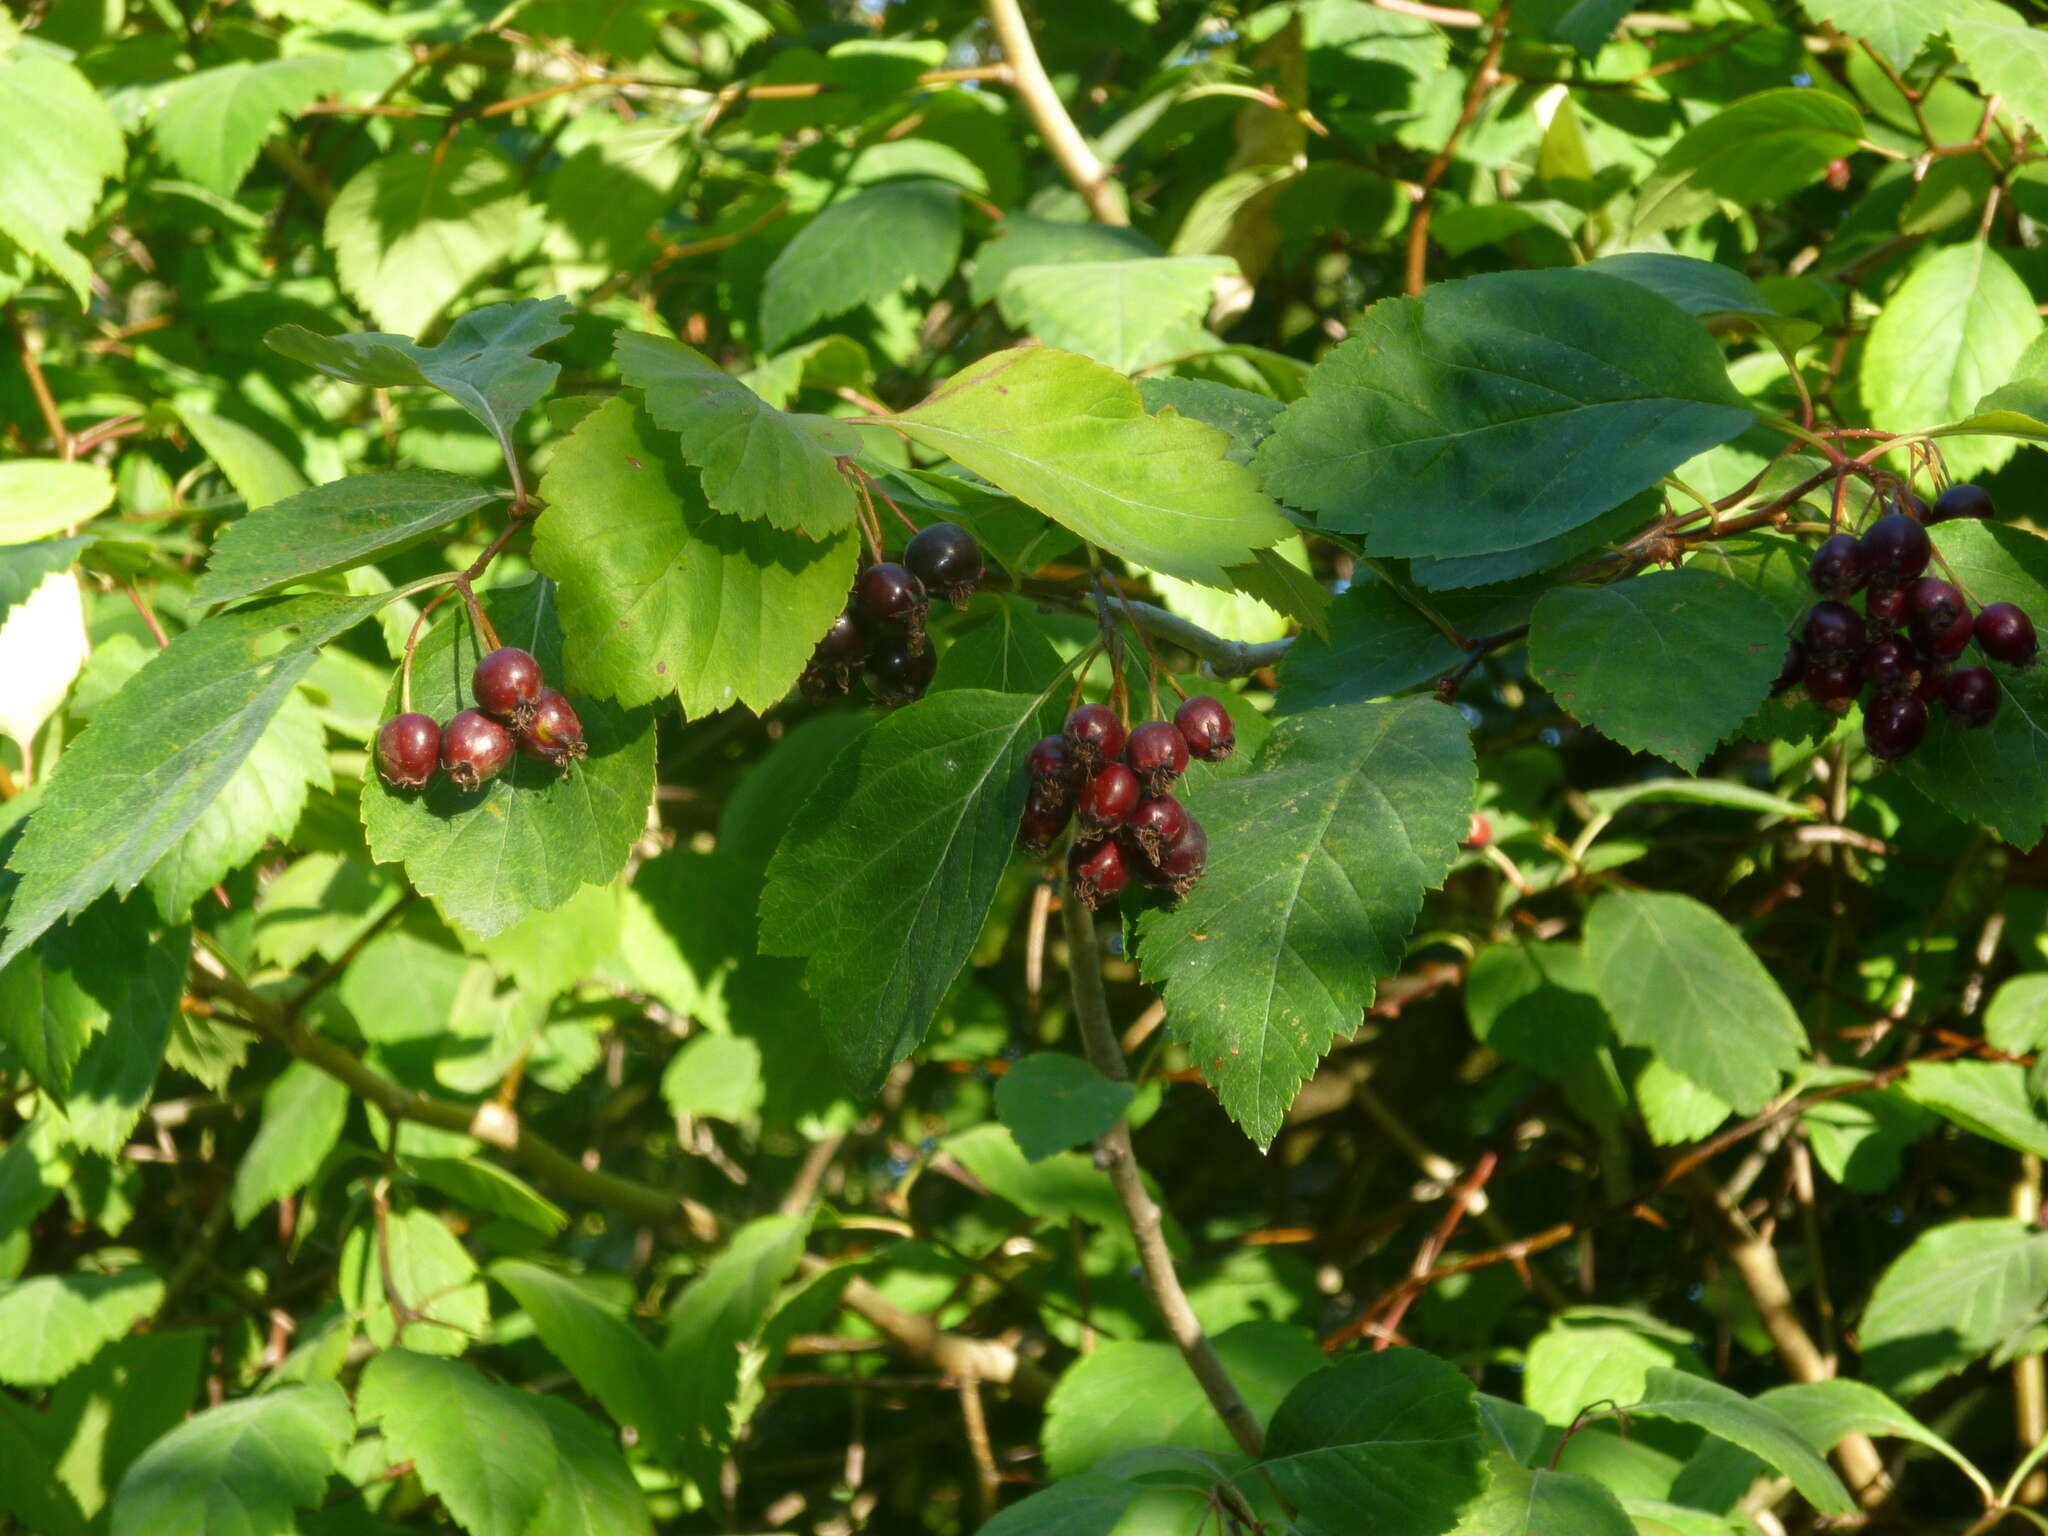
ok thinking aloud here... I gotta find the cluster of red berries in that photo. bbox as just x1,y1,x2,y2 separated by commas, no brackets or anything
1780,486,2034,761
1020,696,1235,908
801,522,983,706
375,645,586,792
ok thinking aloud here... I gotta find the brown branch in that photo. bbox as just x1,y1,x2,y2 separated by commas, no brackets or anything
1405,6,1511,295
11,307,72,459
982,0,1127,224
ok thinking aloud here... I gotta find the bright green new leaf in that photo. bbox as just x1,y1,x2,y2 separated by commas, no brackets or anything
760,180,962,348
0,1268,162,1388
108,1381,352,1536
0,49,124,300
176,407,308,511
1951,6,2048,136
1627,1369,1854,1516
998,256,1233,374
229,1061,348,1227
338,1207,489,1356
968,212,1160,304
1138,697,1474,1147
411,1158,566,1236
1900,1060,2048,1157
358,1350,556,1536
532,396,858,714
995,1053,1136,1162
1453,1460,1635,1536
153,58,343,196
1253,271,1752,559
895,347,1292,587
1633,90,1864,235
0,461,113,542
1802,0,1951,61
1860,1217,2048,1398
1524,1312,1699,1426
494,1259,667,1441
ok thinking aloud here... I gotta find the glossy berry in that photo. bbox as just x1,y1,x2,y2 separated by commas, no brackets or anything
1914,662,1949,703
1807,534,1865,600
473,646,543,723
1863,694,1927,761
1027,734,1077,787
1976,602,2039,665
1126,793,1191,861
1124,720,1189,793
855,562,928,628
1943,667,2000,729
1174,695,1235,762
812,609,866,668
1769,641,1807,697
1859,637,1920,697
903,523,983,608
518,688,586,766
1859,512,1932,585
1018,784,1075,852
1151,819,1208,897
1802,601,1865,663
1930,483,1995,524
1068,838,1128,910
1906,578,1967,643
1462,812,1493,850
376,713,440,790
1804,660,1861,706
442,709,514,790
1864,584,1908,635
1077,763,1141,837
1064,703,1126,770
866,637,937,704
1926,610,1974,660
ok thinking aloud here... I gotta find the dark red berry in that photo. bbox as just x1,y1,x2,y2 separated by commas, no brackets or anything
799,664,848,701
1064,703,1126,770
1860,512,1931,584
1802,601,1865,663
1018,784,1075,852
1929,483,1994,524
1906,578,1967,644
1914,662,1949,703
376,713,440,790
855,562,928,628
1942,667,2000,729
1859,637,1920,697
1068,838,1128,910
866,637,936,704
1804,660,1861,706
1173,696,1235,762
1864,585,1908,635
1770,641,1807,696
1807,534,1865,600
1976,602,2038,665
903,523,983,608
1077,763,1141,836
812,609,866,668
1027,734,1077,787
517,688,586,766
442,708,514,789
1462,812,1492,850
1126,793,1191,861
473,646,543,723
1152,818,1208,897
1863,695,1927,760
1926,609,1974,660
1124,720,1189,793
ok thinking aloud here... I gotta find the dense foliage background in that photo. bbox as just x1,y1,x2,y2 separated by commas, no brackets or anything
5,0,2048,1532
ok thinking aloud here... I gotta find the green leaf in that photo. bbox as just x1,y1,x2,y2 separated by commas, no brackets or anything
1451,1460,1634,1536
968,213,1161,305
1277,578,1539,711
411,1157,565,1236
176,407,309,512
1583,891,1806,1114
978,1450,1217,1536
660,1032,764,1123
894,347,1293,587
944,1123,1144,1243
531,396,858,716
1584,254,1784,327
761,180,962,348
0,1269,162,1388
357,1350,555,1536
109,1382,352,1536
0,49,124,300
1138,697,1474,1147
1254,1348,1489,1536
0,536,94,626
1253,271,1752,559
1986,973,2048,1054
323,144,541,338
0,461,114,541
0,592,392,970
996,1053,1136,1162
998,256,1233,374
1044,1321,1325,1476
1524,1312,1698,1426
932,595,1069,697
1862,1218,2048,1398
153,58,342,197
759,689,1049,1094
195,472,502,604
528,1394,654,1536
1410,492,1653,593
1465,940,1610,1072
1900,1060,2048,1156
1632,90,1864,236
338,1207,489,1356
1138,378,1286,464
614,332,860,535
360,577,655,940
1626,1369,1855,1516
1530,568,1787,770
230,1061,349,1228
1801,0,1951,62
1801,1080,1929,1192
1862,243,2043,479
1951,8,2048,136
493,1260,666,1440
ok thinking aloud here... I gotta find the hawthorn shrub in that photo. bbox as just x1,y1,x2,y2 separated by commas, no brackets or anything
3,1,2048,1534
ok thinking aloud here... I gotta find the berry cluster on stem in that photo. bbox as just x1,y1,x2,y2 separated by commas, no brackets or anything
800,521,984,707
376,643,587,793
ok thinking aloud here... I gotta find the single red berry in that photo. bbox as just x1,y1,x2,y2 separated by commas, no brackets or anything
1462,812,1492,850
1825,157,1851,190
1942,667,2000,729
376,713,440,790
1802,601,1865,663
1124,720,1189,793
1152,818,1208,897
1068,838,1128,910
1864,584,1908,635
1174,696,1235,762
1064,703,1127,770
473,646,544,723
1018,783,1075,852
441,708,514,789
1863,694,1927,760
1926,609,1974,660
1026,734,1077,787
903,523,983,608
812,608,866,668
517,688,586,766
1976,602,2038,665
1859,637,1920,697
1905,578,1967,643
1929,483,1994,524
866,636,936,704
1804,660,1861,706
855,561,928,627
1077,763,1141,836
1807,534,1865,600
1126,793,1191,861
1860,512,1931,585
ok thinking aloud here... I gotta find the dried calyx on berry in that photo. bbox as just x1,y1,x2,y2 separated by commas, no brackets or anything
866,635,936,704
1124,719,1189,794
442,709,515,789
1126,793,1191,861
1064,703,1126,771
1147,819,1208,897
1019,782,1076,852
802,609,867,698
474,646,544,724
904,523,983,609
856,561,928,640
518,688,586,766
1174,695,1234,762
1068,838,1128,909
377,713,441,790
1027,734,1078,788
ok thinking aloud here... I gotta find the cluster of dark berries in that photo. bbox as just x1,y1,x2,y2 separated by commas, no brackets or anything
801,522,983,706
1780,490,2034,762
1020,696,1235,908
375,645,587,792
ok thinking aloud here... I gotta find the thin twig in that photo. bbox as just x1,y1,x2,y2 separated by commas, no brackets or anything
12,308,72,459
982,0,1126,224
1405,5,1511,295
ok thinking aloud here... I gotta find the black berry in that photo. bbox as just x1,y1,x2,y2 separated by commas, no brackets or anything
903,523,983,608
442,708,514,789
1068,838,1128,910
474,646,543,724
517,688,586,766
1942,667,2000,729
1124,720,1189,794
1807,533,1865,600
1126,793,1191,861
812,609,866,669
1151,818,1208,897
855,562,928,629
1064,703,1126,771
1076,763,1141,836
1905,578,1967,644
1802,601,1865,663
1929,483,1994,524
1860,512,1931,585
1976,602,2038,665
799,664,848,701
1027,734,1078,787
1925,610,1974,660
1770,641,1807,696
376,713,440,790
1804,660,1860,706
866,636,936,703
1173,696,1235,762
1863,694,1927,760
1914,662,1949,703
1018,784,1075,852
1864,585,1908,635
1859,637,1919,697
